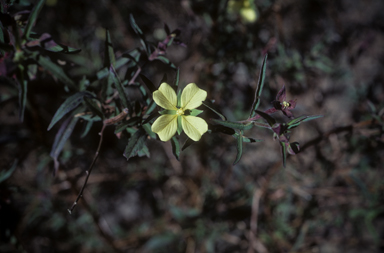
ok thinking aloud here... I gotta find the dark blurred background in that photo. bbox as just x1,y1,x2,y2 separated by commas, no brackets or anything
1,0,384,252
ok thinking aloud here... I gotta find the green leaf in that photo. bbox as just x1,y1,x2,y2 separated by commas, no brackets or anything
26,33,81,54
142,110,159,125
129,14,143,35
83,97,104,120
255,110,276,126
156,56,176,69
202,101,226,121
249,54,268,118
35,54,78,90
210,118,253,130
50,107,83,173
287,115,323,129
187,109,203,116
123,128,147,161
80,120,93,138
0,160,17,184
48,91,93,130
280,141,287,168
22,0,45,41
173,67,180,87
114,117,141,134
139,74,157,93
142,123,156,139
171,136,180,161
16,64,27,122
104,29,116,68
182,137,194,151
137,145,150,157
233,131,244,165
109,65,130,111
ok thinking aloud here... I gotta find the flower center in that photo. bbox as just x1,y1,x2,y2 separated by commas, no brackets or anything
176,108,185,116
282,101,290,109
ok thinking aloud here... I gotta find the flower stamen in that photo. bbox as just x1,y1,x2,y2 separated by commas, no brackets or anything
176,108,185,116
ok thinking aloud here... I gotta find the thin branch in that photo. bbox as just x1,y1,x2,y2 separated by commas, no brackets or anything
68,123,106,214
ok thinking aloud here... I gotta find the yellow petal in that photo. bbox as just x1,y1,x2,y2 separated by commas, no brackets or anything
182,116,208,141
181,83,207,110
151,114,178,142
153,82,177,110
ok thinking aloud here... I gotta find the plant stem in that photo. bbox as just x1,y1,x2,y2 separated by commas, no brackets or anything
68,123,106,214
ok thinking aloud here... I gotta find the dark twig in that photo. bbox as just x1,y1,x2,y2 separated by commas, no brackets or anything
68,124,106,214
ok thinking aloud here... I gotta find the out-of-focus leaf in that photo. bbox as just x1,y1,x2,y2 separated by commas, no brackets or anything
35,54,78,90
211,118,253,130
16,64,27,122
144,233,177,251
104,29,115,68
0,42,14,52
26,33,81,54
129,14,143,35
171,136,180,161
22,0,45,41
83,96,104,120
139,74,157,93
233,131,243,165
48,91,93,130
249,54,268,118
50,107,82,174
142,110,158,125
123,127,147,161
255,109,276,126
0,160,17,183
182,137,194,151
202,101,227,121
280,141,287,168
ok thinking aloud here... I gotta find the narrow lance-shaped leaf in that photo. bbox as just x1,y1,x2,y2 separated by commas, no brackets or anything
124,128,147,161
287,115,323,129
249,54,268,118
280,141,287,168
36,54,78,90
104,29,116,68
140,74,157,93
182,137,194,151
16,64,27,122
233,131,244,165
255,109,276,127
173,67,180,87
22,0,45,41
171,136,180,161
50,107,82,174
48,91,93,130
25,33,81,54
202,101,227,121
83,96,104,120
109,65,130,111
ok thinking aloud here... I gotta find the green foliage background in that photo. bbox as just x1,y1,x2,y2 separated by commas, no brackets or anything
1,0,384,252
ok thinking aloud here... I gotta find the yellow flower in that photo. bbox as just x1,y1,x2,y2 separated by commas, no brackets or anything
151,82,208,142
